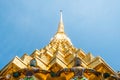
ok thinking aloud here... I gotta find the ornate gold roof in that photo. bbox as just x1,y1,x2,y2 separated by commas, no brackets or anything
0,11,117,80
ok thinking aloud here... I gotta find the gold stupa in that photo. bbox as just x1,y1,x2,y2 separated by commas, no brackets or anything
0,11,118,80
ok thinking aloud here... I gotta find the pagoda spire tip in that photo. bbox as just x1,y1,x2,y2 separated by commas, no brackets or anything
60,10,63,23
57,10,64,33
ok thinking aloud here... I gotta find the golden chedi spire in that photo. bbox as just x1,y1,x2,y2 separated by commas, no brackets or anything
51,10,72,45
57,10,64,33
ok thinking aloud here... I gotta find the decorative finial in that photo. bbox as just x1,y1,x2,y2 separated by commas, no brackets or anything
60,10,63,23
57,10,64,33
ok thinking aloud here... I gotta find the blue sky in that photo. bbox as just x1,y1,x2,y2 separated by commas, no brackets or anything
0,0,120,71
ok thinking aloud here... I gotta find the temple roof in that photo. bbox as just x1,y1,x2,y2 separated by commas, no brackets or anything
0,11,117,80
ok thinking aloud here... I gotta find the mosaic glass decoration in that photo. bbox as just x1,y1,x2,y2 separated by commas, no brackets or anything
24,77,34,80
70,76,88,80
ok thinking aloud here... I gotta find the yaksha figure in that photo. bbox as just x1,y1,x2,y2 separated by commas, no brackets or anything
57,57,101,80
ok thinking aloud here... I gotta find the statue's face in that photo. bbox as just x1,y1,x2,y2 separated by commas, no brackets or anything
74,58,81,67
50,64,61,73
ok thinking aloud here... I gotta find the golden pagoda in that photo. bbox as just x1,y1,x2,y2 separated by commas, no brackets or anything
0,11,119,80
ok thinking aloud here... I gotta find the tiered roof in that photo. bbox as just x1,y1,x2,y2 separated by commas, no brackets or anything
0,11,116,80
